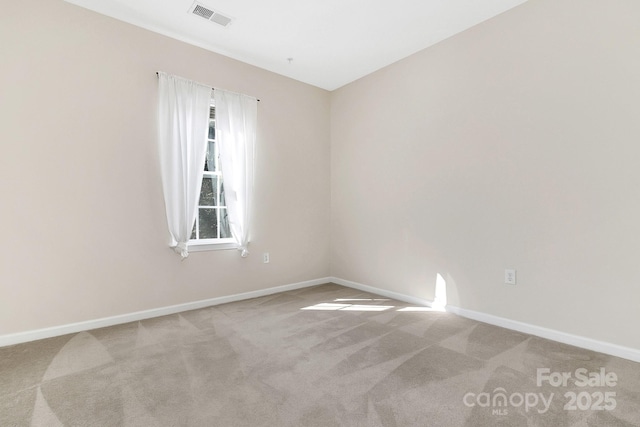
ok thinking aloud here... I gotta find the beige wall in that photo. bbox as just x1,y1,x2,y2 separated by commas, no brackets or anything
0,0,331,334
331,0,640,349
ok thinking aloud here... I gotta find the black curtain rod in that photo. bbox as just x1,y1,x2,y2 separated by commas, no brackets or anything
155,72,259,101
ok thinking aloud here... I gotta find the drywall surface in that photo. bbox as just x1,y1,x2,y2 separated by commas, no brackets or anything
0,0,330,334
331,0,640,349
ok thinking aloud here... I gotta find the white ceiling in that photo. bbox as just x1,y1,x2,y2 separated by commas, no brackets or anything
65,0,528,91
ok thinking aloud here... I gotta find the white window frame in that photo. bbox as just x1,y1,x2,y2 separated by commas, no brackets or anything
188,101,236,252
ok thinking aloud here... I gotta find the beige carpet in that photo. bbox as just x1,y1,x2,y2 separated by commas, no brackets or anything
1,283,639,426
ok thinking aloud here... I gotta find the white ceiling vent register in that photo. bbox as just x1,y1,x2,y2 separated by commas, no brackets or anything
189,1,232,27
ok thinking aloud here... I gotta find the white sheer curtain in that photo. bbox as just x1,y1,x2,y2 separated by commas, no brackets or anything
214,89,257,257
157,72,212,258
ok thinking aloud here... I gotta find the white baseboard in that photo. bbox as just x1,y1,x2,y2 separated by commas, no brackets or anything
330,277,436,307
445,305,640,363
330,276,640,363
0,277,331,348
4,276,639,364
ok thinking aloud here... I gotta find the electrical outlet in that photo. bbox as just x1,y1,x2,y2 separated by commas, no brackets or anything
263,252,270,263
505,269,516,285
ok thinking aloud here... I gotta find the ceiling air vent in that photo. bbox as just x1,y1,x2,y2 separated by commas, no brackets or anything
189,1,232,27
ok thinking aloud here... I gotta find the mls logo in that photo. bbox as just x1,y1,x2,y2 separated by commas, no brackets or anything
492,408,509,416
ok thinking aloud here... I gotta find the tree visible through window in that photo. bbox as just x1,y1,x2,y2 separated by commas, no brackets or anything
190,104,232,242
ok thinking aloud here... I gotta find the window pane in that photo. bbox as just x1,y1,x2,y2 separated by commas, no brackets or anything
205,140,216,172
199,208,218,239
219,208,231,238
208,121,216,140
219,181,226,206
190,222,197,240
199,176,218,206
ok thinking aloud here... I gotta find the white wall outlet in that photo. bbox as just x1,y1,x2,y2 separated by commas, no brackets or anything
263,252,270,263
505,269,516,285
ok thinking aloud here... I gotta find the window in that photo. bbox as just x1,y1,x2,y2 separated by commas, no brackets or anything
158,73,255,258
189,104,234,249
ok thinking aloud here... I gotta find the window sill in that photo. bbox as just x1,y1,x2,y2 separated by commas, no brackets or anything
188,239,237,252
